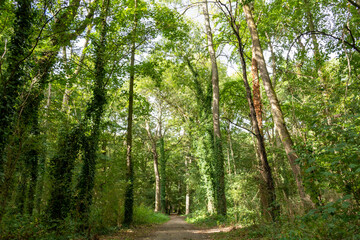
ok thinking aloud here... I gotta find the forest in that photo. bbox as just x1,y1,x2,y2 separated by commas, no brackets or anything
0,0,359,239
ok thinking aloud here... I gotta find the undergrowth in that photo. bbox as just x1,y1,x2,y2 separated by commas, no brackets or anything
0,205,169,240
188,198,360,240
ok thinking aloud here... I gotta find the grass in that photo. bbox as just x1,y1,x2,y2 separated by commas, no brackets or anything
132,205,170,225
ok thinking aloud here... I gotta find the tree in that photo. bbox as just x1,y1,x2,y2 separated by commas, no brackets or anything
215,0,278,220
202,0,227,216
0,0,34,221
123,0,138,226
242,2,315,210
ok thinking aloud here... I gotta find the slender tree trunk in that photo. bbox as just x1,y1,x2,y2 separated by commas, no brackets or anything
159,136,166,213
185,155,191,215
145,122,161,212
251,46,262,132
124,0,138,225
304,0,331,126
232,21,278,221
153,145,161,212
202,0,226,216
242,4,315,210
226,122,236,175
265,32,277,85
61,26,91,112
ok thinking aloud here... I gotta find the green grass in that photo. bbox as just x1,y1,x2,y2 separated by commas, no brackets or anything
132,205,170,225
186,210,229,227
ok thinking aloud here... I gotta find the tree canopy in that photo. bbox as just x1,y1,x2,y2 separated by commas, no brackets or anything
0,0,359,239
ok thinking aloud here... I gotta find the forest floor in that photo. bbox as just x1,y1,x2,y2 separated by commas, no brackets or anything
100,215,234,240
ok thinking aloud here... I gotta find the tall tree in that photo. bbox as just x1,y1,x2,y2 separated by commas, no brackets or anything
75,0,109,229
0,0,34,221
242,2,315,210
202,0,227,216
216,0,278,220
123,0,138,226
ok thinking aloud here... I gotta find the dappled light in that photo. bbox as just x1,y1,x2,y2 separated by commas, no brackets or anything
0,0,359,239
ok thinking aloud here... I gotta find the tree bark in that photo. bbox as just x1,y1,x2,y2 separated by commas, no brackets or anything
202,0,227,216
251,45,262,132
242,4,315,210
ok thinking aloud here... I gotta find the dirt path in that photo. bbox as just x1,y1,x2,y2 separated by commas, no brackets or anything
100,215,232,240
138,215,210,240
100,215,233,240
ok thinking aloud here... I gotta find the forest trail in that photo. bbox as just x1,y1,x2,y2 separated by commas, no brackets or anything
101,215,233,240
138,215,210,240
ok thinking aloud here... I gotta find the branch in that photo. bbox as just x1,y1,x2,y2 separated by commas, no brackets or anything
347,0,360,9
165,134,184,152
222,117,256,136
0,39,7,73
287,31,360,64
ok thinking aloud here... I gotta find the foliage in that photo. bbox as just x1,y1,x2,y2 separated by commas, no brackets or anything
0,0,359,238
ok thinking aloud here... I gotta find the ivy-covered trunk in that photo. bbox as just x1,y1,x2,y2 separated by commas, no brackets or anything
75,0,109,229
47,126,82,223
0,0,34,221
185,57,216,214
202,0,226,216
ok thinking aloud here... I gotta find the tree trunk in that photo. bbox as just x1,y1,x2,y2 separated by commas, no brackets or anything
61,26,91,113
202,0,226,216
153,145,161,212
0,0,34,221
226,122,236,175
242,4,315,210
159,137,166,214
124,0,138,226
185,155,191,215
231,21,278,221
251,46,262,132
184,55,215,215
75,0,109,229
145,122,161,212
304,0,331,126
0,0,33,185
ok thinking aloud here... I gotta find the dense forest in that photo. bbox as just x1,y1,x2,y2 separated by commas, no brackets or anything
0,0,359,239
